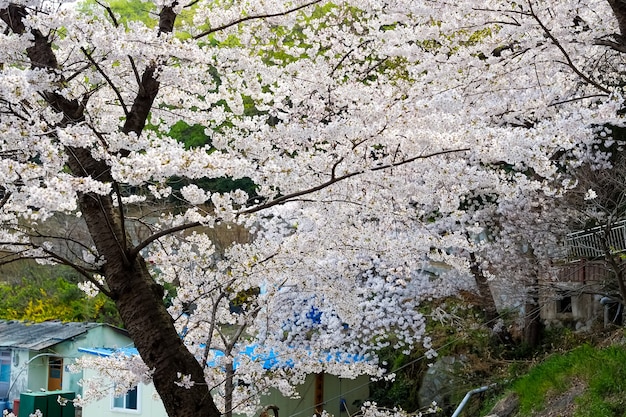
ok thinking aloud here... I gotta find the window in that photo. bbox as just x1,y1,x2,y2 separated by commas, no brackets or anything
0,350,10,398
557,295,573,314
112,386,140,413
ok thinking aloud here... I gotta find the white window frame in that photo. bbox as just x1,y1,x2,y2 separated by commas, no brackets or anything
111,385,141,414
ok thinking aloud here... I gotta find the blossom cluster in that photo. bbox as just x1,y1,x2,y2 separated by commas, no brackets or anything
2,0,625,415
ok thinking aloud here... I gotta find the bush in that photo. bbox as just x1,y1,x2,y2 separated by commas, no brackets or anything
0,276,121,325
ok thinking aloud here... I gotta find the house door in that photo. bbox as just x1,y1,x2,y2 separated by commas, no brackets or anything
48,357,63,391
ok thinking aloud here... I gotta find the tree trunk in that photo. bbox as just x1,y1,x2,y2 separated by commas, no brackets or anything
523,276,543,349
79,192,220,417
225,361,235,417
64,136,221,417
1,4,222,416
469,252,499,323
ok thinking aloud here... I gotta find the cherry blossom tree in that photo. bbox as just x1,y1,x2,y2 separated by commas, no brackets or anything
1,0,626,416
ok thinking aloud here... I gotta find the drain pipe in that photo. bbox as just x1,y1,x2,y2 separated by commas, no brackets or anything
451,383,496,417
6,353,62,400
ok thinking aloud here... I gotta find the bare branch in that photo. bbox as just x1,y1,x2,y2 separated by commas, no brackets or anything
0,190,10,209
184,0,201,8
81,47,129,117
193,0,321,40
549,94,610,106
130,148,469,256
528,1,611,94
244,148,470,215
39,246,113,297
130,220,202,258
95,0,120,27
128,55,143,88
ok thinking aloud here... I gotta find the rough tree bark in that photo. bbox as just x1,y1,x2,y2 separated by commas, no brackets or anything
597,0,626,51
1,3,221,417
469,252,500,323
523,279,543,349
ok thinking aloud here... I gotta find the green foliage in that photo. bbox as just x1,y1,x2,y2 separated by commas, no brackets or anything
78,0,156,28
78,0,197,35
229,287,261,314
169,121,212,149
167,175,257,202
0,277,121,325
163,119,259,201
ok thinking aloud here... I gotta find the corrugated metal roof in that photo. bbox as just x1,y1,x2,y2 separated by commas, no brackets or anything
0,320,101,350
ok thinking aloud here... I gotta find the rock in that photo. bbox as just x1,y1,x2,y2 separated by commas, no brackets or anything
417,356,467,411
485,392,519,417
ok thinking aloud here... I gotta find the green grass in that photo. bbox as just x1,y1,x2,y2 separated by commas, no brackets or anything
510,344,626,416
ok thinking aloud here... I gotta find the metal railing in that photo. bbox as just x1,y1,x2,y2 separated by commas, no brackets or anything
566,219,626,258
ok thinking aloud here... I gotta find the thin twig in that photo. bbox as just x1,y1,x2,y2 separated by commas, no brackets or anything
528,1,611,94
81,47,129,117
549,94,609,106
193,0,320,39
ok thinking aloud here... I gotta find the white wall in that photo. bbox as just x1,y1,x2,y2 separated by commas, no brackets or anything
7,349,31,401
80,369,168,417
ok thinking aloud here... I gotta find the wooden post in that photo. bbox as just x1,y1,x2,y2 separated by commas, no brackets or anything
314,372,324,416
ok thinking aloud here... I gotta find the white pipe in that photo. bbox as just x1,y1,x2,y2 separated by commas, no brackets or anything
6,353,60,400
450,383,496,417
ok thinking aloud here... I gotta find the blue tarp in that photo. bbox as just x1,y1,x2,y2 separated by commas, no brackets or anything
79,345,365,371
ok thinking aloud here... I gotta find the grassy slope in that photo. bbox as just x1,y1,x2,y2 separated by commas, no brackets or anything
482,337,626,417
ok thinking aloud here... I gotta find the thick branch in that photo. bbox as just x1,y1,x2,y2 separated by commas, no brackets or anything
594,37,626,53
131,148,470,256
607,0,626,46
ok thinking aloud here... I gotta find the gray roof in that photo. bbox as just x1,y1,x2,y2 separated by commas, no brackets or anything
0,320,103,351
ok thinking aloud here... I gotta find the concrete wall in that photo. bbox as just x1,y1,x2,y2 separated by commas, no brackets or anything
540,281,603,330
260,373,369,417
6,349,29,400
81,368,168,417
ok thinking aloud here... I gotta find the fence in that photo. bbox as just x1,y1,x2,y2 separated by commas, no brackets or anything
566,219,626,258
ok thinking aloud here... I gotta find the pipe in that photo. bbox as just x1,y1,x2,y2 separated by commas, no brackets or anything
451,383,496,417
6,353,62,400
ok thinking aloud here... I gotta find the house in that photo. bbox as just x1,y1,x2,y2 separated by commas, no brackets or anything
79,346,370,417
540,220,626,330
0,320,131,413
540,259,606,330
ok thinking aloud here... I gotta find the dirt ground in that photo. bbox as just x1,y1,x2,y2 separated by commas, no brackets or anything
485,379,586,417
527,380,586,417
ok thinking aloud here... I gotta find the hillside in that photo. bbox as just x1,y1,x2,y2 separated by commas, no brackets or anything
481,331,626,417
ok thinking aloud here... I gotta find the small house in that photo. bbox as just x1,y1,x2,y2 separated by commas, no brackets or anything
540,220,626,330
540,260,606,330
0,320,131,413
79,346,370,417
